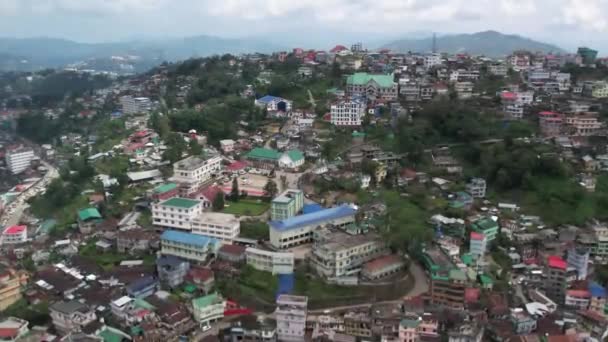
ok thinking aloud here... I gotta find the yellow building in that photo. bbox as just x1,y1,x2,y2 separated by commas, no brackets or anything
592,82,608,99
0,269,28,311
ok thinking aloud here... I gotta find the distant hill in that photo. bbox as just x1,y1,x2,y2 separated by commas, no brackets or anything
0,36,285,72
381,30,566,57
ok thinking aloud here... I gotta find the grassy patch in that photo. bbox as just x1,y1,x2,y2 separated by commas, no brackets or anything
239,219,268,240
222,199,269,216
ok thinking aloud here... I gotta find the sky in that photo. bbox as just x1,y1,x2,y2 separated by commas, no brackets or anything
0,0,607,51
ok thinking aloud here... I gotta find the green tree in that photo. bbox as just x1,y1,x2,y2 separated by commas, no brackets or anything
212,192,225,211
189,139,202,156
230,178,240,202
264,180,279,198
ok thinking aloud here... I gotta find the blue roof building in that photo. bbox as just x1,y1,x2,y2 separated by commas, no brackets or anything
302,203,324,215
127,276,159,298
255,95,292,112
269,204,357,249
161,230,220,263
589,282,606,298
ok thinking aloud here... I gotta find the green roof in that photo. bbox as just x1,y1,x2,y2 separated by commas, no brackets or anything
461,254,473,266
247,147,281,161
161,197,201,209
130,326,143,336
133,298,155,310
347,72,395,88
98,327,128,342
192,293,222,309
472,218,499,232
449,269,467,281
78,208,102,221
286,150,304,162
352,131,366,138
400,318,421,329
479,274,494,285
154,183,177,194
184,284,197,293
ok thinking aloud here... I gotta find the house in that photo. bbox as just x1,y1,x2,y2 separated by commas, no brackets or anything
346,73,398,100
150,183,179,201
157,256,190,289
255,96,292,113
470,217,499,242
186,267,215,293
470,232,487,260
192,293,226,327
1,225,27,245
49,300,97,335
220,139,236,153
160,230,220,263
223,315,277,342
361,254,405,280
77,208,103,235
278,150,305,169
126,276,159,298
196,185,224,209
0,317,29,341
539,111,563,137
116,229,158,254
466,178,486,198
217,244,247,263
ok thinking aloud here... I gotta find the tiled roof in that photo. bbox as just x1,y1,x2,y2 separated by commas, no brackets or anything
218,244,246,256
160,197,200,209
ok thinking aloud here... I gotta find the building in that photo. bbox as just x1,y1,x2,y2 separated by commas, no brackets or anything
591,81,608,98
160,230,220,263
0,317,29,341
0,270,26,311
224,315,277,342
278,150,305,169
509,52,531,72
275,295,308,342
565,289,591,310
489,63,508,77
49,301,97,335
567,246,590,280
422,248,467,310
565,113,603,136
255,95,293,112
311,228,388,279
271,189,304,221
361,254,405,280
539,111,563,137
470,217,499,242
220,139,236,153
246,148,281,170
191,212,240,242
469,232,487,260
424,53,442,69
5,148,34,174
510,309,537,335
116,229,158,254
1,225,27,245
77,208,102,235
346,73,398,100
126,276,158,298
330,98,366,127
152,197,203,231
577,47,598,66
545,255,568,304
344,312,372,338
151,183,179,201
588,282,606,316
466,178,486,198
192,293,226,327
157,256,190,289
269,204,357,249
454,81,473,99
245,247,294,274
218,244,247,263
120,96,152,114
170,155,223,195
501,91,524,120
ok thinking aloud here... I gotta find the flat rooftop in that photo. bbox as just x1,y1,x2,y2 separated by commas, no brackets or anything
174,155,216,171
197,212,238,225
277,294,308,303
272,189,302,204
425,247,453,269
160,197,201,209
315,229,380,251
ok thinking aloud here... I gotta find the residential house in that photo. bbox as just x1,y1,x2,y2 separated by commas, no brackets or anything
116,229,158,254
565,289,591,310
361,254,405,280
126,276,159,298
224,315,277,342
469,232,487,260
77,208,102,235
466,178,486,198
49,301,97,335
346,73,398,100
217,244,247,263
511,309,537,335
0,317,29,341
276,295,308,342
220,139,236,153
539,111,563,137
160,230,220,263
186,267,215,294
470,218,499,243
192,293,226,327
157,256,190,289
1,225,27,245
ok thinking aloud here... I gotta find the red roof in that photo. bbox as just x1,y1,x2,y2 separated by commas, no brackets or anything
363,254,403,272
501,91,517,100
465,288,480,303
188,267,214,282
227,161,248,171
400,168,417,179
567,289,590,298
199,185,222,202
330,45,348,53
470,232,485,241
0,328,18,338
547,256,567,270
134,130,150,137
4,225,26,235
539,111,559,116
219,244,246,256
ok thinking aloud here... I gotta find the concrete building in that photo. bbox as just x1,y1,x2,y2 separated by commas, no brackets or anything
245,247,294,274
454,81,474,99
224,315,277,342
192,293,225,327
346,73,398,100
191,212,240,242
539,111,563,137
120,96,152,114
465,178,486,198
271,189,304,221
565,289,591,310
361,254,405,280
469,232,487,260
157,256,190,289
489,63,508,77
545,255,568,304
152,197,203,231
255,95,293,112
170,155,223,196
422,247,467,310
1,225,27,245
470,217,499,242
567,246,590,280
126,276,158,298
0,270,26,311
278,150,305,169
510,309,537,335
269,204,357,249
565,114,603,136
220,139,236,153
311,228,388,279
49,301,97,335
330,98,366,127
448,323,484,342
77,208,102,235
5,148,34,174
276,295,308,342
160,230,220,263
0,316,29,341
424,53,442,69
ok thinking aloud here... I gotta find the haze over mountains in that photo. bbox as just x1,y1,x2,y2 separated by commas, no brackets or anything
0,30,567,72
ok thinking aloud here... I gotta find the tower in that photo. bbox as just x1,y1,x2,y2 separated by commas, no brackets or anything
432,33,437,54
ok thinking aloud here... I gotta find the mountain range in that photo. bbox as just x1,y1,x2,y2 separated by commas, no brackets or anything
381,30,565,57
0,30,566,72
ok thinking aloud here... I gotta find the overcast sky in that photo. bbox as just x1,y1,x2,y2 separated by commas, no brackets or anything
0,0,607,51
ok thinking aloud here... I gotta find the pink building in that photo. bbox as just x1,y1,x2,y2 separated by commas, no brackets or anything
539,111,563,137
1,225,27,245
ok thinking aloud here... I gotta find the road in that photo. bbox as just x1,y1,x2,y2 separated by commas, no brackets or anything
307,89,317,109
0,160,59,227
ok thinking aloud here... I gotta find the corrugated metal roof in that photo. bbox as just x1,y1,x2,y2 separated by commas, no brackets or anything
161,230,218,248
269,204,356,231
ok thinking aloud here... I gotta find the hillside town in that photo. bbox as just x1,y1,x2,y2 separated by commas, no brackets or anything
0,42,608,342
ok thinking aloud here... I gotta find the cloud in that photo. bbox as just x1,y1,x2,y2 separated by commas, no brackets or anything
561,0,608,31
499,0,537,16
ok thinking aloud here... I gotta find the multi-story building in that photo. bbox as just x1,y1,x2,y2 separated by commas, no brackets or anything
275,295,308,342
422,247,467,310
0,317,29,341
191,212,240,242
245,247,294,274
454,81,473,99
152,197,203,231
116,229,158,254
591,82,608,98
577,47,598,66
565,289,591,310
510,309,536,335
126,276,158,298
465,178,486,198
545,255,568,304
224,315,277,342
255,95,293,112
120,96,152,114
170,155,223,195
565,113,603,136
310,228,388,279
330,98,366,127
344,312,372,338
49,301,97,335
192,293,225,327
346,73,398,100
219,139,235,153
157,256,190,289
470,217,499,242
424,53,442,69
160,230,220,263
539,111,563,137
567,246,590,280
489,63,508,77
400,81,420,101
448,323,484,342
1,225,27,245
361,254,405,280
271,189,304,221
469,232,487,260
509,52,531,72
0,269,26,311
588,282,607,317
449,69,480,82
5,148,34,174
269,204,357,249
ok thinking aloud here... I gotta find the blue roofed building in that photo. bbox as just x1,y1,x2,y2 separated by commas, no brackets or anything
588,282,608,316
302,204,323,215
277,273,294,298
126,276,159,298
160,230,220,263
254,95,293,113
157,255,190,290
269,204,357,249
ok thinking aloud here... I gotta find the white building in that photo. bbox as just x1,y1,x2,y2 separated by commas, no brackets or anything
469,232,487,260
245,247,294,274
160,230,220,263
489,64,508,77
255,95,293,112
5,148,35,174
466,178,486,198
360,175,371,189
219,139,235,153
120,96,152,115
567,246,589,280
192,293,226,328
330,98,366,127
276,295,308,342
454,82,474,99
1,225,27,245
278,150,305,169
424,53,442,69
191,212,240,242
152,198,204,231
170,155,223,195
516,91,534,105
